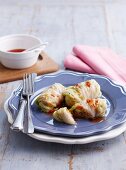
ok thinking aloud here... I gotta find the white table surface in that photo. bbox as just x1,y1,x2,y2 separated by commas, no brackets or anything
0,0,126,170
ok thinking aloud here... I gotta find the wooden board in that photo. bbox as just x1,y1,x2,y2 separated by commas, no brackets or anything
0,51,59,83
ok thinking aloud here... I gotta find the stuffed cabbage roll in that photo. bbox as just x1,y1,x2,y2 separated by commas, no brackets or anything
36,83,65,113
64,79,102,107
53,107,76,125
70,98,107,119
63,86,82,107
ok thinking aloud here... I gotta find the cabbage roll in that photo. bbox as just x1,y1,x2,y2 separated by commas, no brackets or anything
36,83,65,113
70,98,107,119
64,79,102,107
53,107,76,125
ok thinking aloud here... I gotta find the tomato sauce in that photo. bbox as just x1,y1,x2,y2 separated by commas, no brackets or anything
8,49,26,53
89,117,105,123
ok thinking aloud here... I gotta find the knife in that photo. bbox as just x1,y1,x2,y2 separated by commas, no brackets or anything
10,90,27,131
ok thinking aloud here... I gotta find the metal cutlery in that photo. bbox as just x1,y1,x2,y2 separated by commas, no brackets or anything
23,73,37,134
11,73,37,133
11,80,27,131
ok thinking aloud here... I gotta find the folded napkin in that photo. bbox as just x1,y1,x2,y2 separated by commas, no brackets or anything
64,45,126,85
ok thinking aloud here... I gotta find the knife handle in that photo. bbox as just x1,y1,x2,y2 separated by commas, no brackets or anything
10,99,27,131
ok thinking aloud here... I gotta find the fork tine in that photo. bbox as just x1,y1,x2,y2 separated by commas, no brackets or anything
31,74,35,93
23,74,26,94
30,74,34,93
31,73,37,93
23,73,33,95
25,73,29,94
29,73,32,94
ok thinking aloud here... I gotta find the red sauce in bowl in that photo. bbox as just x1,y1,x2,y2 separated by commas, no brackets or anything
8,49,26,53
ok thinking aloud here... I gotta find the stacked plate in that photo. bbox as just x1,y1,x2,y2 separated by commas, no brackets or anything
4,71,126,144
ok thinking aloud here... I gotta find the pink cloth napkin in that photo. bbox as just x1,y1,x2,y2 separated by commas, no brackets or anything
64,45,126,85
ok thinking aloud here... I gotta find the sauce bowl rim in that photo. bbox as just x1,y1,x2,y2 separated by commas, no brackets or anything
0,34,42,54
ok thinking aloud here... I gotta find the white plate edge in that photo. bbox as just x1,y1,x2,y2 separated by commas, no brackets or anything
4,99,126,145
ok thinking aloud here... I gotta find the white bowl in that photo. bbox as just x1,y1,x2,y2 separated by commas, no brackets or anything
0,34,42,69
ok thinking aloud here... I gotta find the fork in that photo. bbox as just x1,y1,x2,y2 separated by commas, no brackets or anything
23,73,36,134
11,73,36,133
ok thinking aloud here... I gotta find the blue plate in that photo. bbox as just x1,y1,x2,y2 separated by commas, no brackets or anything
7,71,126,137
